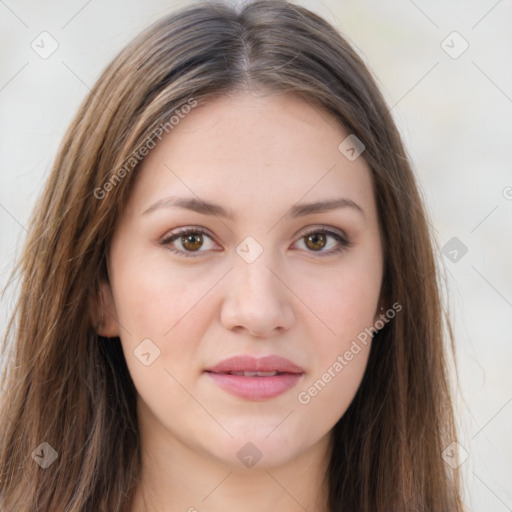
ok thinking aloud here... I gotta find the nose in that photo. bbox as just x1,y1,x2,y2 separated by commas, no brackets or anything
220,253,295,338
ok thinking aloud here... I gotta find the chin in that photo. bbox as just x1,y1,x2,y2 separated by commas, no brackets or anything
202,429,312,471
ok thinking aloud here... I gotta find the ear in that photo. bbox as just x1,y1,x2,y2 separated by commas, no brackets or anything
89,279,120,338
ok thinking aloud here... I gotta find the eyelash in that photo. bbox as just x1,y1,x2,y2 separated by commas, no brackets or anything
160,226,351,259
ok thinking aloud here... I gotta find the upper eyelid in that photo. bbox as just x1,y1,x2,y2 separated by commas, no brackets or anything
162,225,348,243
299,225,348,239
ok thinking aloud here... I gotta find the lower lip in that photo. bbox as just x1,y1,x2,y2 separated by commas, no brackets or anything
206,372,303,400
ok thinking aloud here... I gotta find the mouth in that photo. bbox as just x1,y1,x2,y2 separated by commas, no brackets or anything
204,355,305,401
212,370,290,377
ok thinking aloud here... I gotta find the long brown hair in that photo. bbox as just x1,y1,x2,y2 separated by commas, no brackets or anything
0,1,464,510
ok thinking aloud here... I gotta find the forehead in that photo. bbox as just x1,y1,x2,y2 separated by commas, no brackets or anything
127,90,376,222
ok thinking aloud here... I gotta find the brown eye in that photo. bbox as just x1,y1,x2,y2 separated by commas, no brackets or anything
304,232,327,251
295,228,350,256
161,227,218,258
181,232,204,251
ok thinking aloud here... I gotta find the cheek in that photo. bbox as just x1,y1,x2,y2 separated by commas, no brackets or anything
296,341,371,433
291,251,380,415
111,257,213,415
293,267,377,419
108,256,211,403
111,250,218,339
293,258,381,344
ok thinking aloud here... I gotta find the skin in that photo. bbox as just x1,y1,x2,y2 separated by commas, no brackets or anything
94,89,384,512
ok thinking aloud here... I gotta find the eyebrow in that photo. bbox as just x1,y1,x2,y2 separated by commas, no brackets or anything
142,195,365,219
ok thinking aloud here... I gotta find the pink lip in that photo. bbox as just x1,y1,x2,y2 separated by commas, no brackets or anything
204,355,305,401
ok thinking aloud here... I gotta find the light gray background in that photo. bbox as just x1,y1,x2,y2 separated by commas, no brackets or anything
1,1,511,510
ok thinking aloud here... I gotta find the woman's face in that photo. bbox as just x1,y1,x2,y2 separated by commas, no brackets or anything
98,90,383,471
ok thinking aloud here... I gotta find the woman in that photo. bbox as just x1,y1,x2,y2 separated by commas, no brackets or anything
0,1,465,510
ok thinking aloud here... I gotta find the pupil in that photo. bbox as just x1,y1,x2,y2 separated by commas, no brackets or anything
307,233,325,251
183,233,202,251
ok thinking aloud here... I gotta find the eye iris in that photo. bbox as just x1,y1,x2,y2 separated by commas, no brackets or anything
305,232,326,251
182,233,203,251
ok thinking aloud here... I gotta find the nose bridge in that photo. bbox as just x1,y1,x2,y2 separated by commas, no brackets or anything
234,233,280,293
235,244,284,305
238,254,277,299
220,243,294,335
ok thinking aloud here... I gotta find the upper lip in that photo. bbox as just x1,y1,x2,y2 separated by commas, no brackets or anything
205,355,304,374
